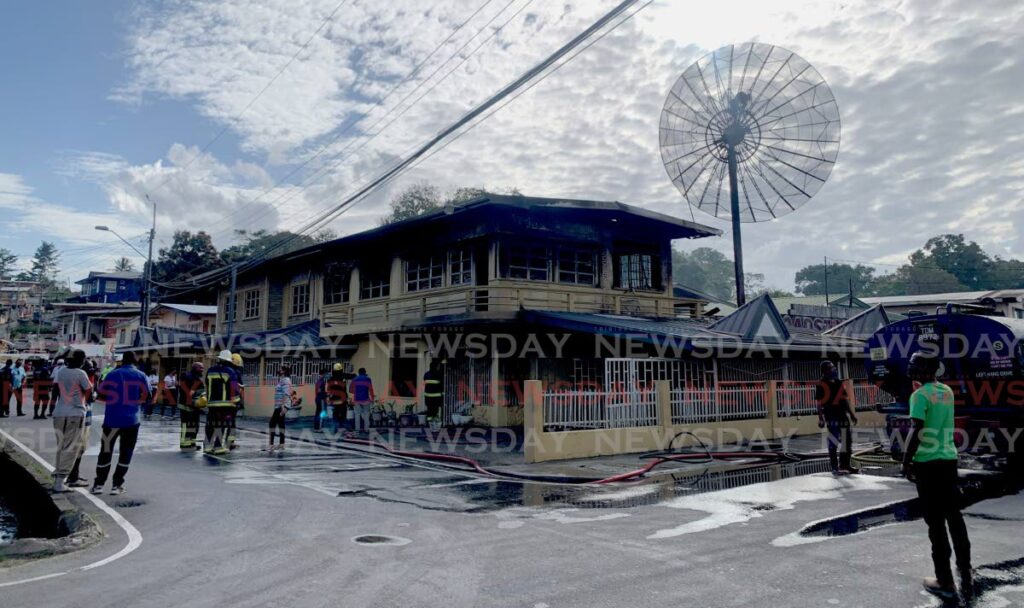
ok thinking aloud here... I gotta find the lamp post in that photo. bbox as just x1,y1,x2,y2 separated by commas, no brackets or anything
95,197,156,330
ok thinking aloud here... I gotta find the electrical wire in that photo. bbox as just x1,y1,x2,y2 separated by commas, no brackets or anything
154,0,649,294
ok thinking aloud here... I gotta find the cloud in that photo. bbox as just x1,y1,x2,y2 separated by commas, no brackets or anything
97,0,1024,290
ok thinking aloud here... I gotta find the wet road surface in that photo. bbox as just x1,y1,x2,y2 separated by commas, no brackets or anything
2,413,1023,608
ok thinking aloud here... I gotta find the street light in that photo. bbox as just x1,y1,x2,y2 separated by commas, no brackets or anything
94,195,156,329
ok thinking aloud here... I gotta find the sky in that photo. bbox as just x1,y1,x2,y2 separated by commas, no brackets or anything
1,0,1022,291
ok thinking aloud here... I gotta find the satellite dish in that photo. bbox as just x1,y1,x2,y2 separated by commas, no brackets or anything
659,42,841,305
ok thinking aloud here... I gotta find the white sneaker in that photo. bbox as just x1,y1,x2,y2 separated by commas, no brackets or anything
91,485,104,495
110,485,126,495
52,475,67,493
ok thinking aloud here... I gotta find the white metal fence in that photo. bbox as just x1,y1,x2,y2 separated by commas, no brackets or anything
853,382,895,411
775,383,819,417
670,387,718,424
542,390,657,430
714,383,769,420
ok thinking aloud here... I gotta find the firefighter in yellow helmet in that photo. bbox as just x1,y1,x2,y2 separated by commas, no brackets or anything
203,350,241,455
228,353,245,450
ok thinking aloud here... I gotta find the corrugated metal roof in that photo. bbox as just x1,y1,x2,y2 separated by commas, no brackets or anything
709,293,790,341
153,303,218,315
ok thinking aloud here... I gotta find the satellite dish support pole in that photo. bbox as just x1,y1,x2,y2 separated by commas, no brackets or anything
727,143,746,306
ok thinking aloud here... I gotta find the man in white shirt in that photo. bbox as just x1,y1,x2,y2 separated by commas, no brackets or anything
161,371,177,417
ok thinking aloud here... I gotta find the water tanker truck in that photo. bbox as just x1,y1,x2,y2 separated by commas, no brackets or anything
865,305,1024,461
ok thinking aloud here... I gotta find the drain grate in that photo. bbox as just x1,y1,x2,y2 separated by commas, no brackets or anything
352,534,411,546
114,499,147,508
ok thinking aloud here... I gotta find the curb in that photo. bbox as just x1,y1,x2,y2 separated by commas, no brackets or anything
0,443,103,563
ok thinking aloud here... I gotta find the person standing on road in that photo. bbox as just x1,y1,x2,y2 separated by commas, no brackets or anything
228,353,245,450
422,361,444,423
50,349,93,492
313,365,329,432
10,359,26,417
902,351,972,600
161,369,177,418
350,367,375,433
326,363,351,434
91,352,150,495
144,365,159,420
267,365,293,452
0,359,12,417
177,362,205,449
204,350,241,455
32,358,53,419
815,360,858,475
48,359,65,417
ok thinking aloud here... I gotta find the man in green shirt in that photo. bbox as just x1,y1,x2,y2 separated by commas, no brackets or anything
901,351,972,600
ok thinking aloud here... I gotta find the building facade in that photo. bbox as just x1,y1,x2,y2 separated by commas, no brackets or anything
70,271,143,304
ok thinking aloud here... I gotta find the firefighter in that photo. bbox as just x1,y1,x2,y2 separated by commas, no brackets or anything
203,350,241,455
423,361,444,423
228,353,245,450
178,361,205,449
326,363,352,434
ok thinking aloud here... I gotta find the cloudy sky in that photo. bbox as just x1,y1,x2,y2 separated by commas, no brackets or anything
1,0,1022,290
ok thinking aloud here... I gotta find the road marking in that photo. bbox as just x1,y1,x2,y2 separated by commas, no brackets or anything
0,428,143,588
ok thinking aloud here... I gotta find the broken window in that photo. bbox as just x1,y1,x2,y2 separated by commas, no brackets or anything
449,247,474,286
557,246,598,285
406,255,444,292
504,243,549,281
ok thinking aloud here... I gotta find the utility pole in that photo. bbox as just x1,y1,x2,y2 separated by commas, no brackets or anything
142,195,157,330
823,255,830,306
226,264,238,337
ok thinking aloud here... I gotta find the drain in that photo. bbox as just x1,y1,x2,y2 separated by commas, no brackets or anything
352,534,411,546
114,499,147,508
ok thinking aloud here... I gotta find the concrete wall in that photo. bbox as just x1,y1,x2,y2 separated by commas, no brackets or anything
523,380,888,463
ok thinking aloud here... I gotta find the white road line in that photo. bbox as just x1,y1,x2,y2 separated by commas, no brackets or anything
0,428,143,588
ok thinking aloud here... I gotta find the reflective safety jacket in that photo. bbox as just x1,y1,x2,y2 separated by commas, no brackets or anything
423,369,443,398
204,364,241,408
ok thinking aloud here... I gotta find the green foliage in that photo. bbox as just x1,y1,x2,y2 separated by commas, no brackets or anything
672,247,783,302
22,242,60,286
113,257,135,272
151,230,223,284
220,229,321,264
379,184,521,225
795,263,878,296
0,248,17,280
793,233,1022,297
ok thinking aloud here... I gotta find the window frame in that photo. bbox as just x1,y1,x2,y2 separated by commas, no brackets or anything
242,288,261,320
290,282,310,316
405,255,445,293
323,265,350,306
360,265,391,300
615,251,662,291
556,246,599,286
503,242,550,282
448,247,475,286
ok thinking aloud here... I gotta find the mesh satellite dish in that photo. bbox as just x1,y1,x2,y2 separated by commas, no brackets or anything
659,42,840,305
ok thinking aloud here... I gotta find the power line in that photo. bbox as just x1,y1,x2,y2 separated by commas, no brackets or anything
210,0,525,241
155,0,351,185
203,0,500,235
155,0,649,294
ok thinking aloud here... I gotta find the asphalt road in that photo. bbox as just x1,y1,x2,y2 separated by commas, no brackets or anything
1,410,1023,608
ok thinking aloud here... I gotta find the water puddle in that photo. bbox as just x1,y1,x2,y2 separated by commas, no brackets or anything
352,534,411,546
775,471,1022,547
0,499,16,545
913,555,1024,607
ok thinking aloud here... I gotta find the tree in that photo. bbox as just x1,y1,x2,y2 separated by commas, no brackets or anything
0,248,17,280
219,229,321,265
672,247,736,302
794,263,878,297
151,231,222,284
909,234,992,290
26,242,60,286
378,184,521,225
872,264,966,296
113,257,135,272
379,184,443,225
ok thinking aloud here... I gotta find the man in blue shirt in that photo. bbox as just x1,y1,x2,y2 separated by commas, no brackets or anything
91,351,150,495
350,368,375,433
10,359,26,417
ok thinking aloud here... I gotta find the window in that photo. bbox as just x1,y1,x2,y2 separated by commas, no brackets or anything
504,243,549,281
291,283,310,316
616,253,661,291
557,247,598,285
360,265,391,300
104,280,117,293
323,265,350,305
449,248,474,286
406,255,444,292
243,289,261,320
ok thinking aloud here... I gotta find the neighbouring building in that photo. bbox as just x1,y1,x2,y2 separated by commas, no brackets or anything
69,270,143,304
862,289,1024,319
0,280,45,324
112,303,218,347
